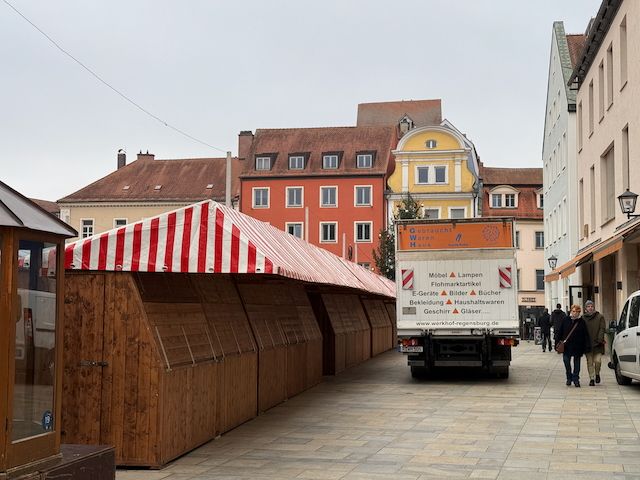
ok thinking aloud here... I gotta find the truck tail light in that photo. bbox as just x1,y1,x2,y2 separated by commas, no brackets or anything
496,338,518,346
401,338,420,347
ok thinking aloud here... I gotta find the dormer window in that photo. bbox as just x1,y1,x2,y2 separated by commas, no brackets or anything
122,185,130,190
398,115,414,135
426,139,438,149
489,186,519,209
255,156,271,171
356,153,373,169
154,185,162,190
323,154,339,169
206,184,214,189
289,155,305,170
537,192,544,209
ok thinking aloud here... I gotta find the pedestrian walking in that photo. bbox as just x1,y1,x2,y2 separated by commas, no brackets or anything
551,303,567,346
555,304,591,387
583,300,606,386
538,308,552,352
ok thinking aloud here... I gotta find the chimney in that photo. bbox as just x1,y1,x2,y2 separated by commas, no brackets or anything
137,150,155,162
238,131,254,160
117,149,126,169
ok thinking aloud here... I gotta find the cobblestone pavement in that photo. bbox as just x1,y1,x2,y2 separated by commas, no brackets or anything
117,341,640,480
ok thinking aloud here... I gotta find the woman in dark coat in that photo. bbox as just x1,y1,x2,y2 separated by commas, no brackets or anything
556,304,591,387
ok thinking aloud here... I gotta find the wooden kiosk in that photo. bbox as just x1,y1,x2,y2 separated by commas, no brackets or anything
0,181,114,479
62,200,395,467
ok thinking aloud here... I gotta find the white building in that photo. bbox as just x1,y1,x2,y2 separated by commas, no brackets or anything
542,22,585,310
552,0,640,323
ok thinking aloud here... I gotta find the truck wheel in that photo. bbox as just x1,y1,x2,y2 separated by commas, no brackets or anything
491,367,509,379
615,358,632,385
411,366,427,378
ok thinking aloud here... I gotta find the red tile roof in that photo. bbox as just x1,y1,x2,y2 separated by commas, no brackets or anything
31,198,60,215
480,166,542,186
357,99,442,127
241,126,397,177
566,34,587,68
59,156,241,203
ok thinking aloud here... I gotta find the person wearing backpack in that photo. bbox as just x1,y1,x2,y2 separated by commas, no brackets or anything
555,304,591,387
551,303,567,345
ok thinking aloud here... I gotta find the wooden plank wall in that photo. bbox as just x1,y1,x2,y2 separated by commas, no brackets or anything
63,272,389,468
361,298,394,356
384,301,398,348
320,293,372,373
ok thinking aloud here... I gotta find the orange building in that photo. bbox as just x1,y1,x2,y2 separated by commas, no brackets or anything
239,126,396,270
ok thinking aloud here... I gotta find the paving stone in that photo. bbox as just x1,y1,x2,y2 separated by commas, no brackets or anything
117,343,640,479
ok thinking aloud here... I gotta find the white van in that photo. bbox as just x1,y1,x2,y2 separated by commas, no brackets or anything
611,290,640,385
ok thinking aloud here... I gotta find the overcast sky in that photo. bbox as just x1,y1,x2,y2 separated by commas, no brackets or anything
2,0,601,201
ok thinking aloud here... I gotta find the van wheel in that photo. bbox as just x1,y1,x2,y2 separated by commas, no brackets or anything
615,358,632,386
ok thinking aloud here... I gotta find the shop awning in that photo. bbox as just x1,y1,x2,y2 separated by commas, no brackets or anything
64,200,395,298
546,220,640,282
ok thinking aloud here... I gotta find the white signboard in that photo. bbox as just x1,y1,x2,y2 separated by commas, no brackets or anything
397,255,518,330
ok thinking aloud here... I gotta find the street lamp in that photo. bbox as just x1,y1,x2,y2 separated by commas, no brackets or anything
618,189,640,219
548,255,558,270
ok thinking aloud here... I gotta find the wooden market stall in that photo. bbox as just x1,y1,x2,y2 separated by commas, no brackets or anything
62,200,394,467
0,181,114,480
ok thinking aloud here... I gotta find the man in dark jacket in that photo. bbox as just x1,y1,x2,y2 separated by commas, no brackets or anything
583,300,606,386
556,304,591,387
551,303,567,345
538,308,552,352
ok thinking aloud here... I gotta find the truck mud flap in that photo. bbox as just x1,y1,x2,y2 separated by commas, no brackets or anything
434,360,483,367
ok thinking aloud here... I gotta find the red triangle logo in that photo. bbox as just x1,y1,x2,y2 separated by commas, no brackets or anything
452,308,459,314
446,299,452,305
470,290,477,296
450,272,456,277
441,290,448,296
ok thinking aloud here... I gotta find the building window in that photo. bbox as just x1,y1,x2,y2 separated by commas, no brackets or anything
426,139,437,149
320,186,337,207
286,187,303,207
601,145,615,223
81,219,94,238
286,222,303,239
114,218,127,228
252,187,269,208
289,155,304,170
588,80,594,135
416,166,429,184
355,222,372,243
622,125,630,190
434,166,446,183
589,166,596,232
598,60,605,121
449,208,465,219
354,186,372,206
255,156,271,171
579,179,585,237
356,154,373,168
505,194,516,208
358,262,371,270
517,269,521,290
515,231,520,249
578,101,583,149
607,44,614,107
424,208,439,219
323,154,339,169
620,16,628,86
536,270,545,291
320,222,337,243
535,231,544,249
537,193,544,209
491,194,502,208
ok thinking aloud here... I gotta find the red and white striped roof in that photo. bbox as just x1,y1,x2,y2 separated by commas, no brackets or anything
65,200,395,298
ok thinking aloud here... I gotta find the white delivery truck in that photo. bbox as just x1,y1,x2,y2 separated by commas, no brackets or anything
396,218,520,378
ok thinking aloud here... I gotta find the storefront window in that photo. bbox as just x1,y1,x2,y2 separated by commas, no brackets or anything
12,240,57,441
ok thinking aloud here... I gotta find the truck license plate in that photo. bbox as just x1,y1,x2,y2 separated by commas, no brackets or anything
400,346,423,353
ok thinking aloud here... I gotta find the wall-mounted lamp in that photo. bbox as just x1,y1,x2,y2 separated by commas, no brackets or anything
618,189,640,219
548,255,558,270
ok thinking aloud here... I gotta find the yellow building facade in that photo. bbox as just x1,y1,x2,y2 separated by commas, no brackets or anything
387,120,481,224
